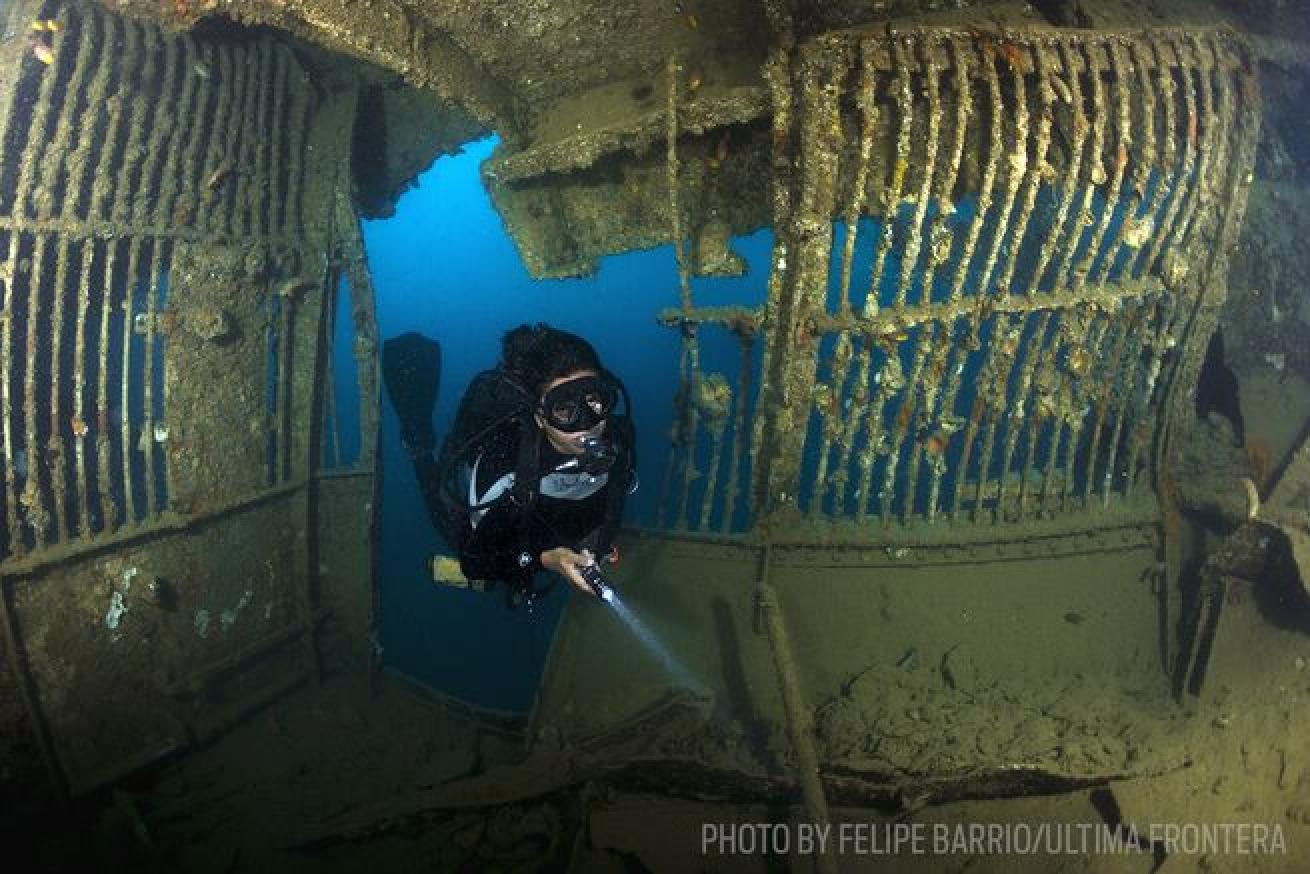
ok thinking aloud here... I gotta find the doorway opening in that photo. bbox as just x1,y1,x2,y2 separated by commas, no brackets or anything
341,136,771,710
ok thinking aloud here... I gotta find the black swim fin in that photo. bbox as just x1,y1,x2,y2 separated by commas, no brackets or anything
382,331,440,453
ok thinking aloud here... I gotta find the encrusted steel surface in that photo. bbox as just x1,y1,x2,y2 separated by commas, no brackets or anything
0,0,324,562
657,26,1261,538
0,0,374,795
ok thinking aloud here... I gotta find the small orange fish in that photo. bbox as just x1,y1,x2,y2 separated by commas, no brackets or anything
925,433,948,457
1000,43,1027,73
70,415,88,439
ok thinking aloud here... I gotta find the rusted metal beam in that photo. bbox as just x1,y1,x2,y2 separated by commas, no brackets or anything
753,543,838,874
0,480,306,580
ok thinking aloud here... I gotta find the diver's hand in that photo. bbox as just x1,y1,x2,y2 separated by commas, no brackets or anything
540,547,598,597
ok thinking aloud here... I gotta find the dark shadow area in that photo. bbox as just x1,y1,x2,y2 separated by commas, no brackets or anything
1252,533,1310,633
351,85,392,218
1089,787,1168,871
1030,0,1093,27
1195,329,1245,447
711,597,775,773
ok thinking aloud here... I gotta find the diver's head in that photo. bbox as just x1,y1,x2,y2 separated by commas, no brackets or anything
535,370,616,456
502,323,602,391
501,324,617,457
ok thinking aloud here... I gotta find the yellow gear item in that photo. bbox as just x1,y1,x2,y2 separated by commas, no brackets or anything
428,555,470,587
427,555,496,593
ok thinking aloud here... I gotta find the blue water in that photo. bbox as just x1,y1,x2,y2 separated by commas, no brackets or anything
343,137,771,710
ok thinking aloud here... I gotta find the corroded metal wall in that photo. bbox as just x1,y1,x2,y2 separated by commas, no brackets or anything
0,0,327,555
0,0,374,794
658,27,1261,536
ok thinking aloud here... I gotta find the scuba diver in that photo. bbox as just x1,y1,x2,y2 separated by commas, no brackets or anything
381,323,637,608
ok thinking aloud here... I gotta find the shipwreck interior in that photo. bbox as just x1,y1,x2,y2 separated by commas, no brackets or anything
1,0,1310,871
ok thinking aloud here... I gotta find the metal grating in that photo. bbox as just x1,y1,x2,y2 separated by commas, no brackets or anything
0,1,313,562
658,28,1260,534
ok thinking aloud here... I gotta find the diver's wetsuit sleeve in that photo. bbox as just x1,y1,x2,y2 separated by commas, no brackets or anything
459,532,527,583
457,498,552,585
456,416,636,586
460,480,608,584
455,430,539,586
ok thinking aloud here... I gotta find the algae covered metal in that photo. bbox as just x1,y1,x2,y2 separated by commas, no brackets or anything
0,0,378,795
656,26,1261,540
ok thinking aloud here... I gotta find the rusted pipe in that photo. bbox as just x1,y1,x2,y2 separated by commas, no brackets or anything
753,542,837,874
667,54,704,531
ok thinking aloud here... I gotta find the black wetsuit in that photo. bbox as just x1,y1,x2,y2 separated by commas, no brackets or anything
413,386,635,592
455,419,630,584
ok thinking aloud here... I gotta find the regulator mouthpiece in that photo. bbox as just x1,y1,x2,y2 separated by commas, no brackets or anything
578,433,617,475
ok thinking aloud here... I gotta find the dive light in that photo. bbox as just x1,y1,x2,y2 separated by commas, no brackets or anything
579,562,614,602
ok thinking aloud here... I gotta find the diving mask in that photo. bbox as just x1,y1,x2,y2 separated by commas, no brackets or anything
540,374,617,433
